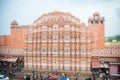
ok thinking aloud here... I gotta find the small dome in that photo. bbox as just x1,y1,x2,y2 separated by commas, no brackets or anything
88,17,93,21
80,22,86,26
11,20,18,25
93,12,100,16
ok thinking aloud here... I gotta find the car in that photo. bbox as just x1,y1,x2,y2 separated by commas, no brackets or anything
0,75,9,80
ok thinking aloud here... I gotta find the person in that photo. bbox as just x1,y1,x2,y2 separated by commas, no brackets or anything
74,77,78,80
9,71,13,76
53,74,57,80
40,73,43,80
76,77,78,80
32,70,34,79
64,73,66,78
74,76,78,80
13,72,16,76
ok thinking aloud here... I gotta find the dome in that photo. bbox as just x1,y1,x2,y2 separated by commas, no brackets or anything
34,11,80,24
11,20,18,25
80,22,86,26
93,12,100,16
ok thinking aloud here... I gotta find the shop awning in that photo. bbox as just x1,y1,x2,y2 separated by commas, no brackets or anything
110,62,120,65
104,63,109,68
100,64,104,68
92,61,101,68
0,57,18,62
110,74,120,76
99,58,118,62
100,63,109,68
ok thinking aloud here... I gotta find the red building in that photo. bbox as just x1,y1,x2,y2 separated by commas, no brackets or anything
0,21,27,70
0,11,120,79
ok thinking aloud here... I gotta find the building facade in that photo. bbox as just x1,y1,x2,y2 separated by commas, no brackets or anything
0,21,27,55
0,21,27,69
88,12,105,49
25,11,91,72
0,11,120,78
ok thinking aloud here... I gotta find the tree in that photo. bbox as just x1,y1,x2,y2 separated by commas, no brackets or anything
115,35,120,41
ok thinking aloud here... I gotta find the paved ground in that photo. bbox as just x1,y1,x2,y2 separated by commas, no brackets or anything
1,65,92,80
10,69,92,80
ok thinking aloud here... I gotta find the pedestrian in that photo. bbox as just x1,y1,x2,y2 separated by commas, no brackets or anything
9,71,13,76
64,73,66,78
74,76,77,80
40,73,43,80
76,77,78,80
13,72,16,76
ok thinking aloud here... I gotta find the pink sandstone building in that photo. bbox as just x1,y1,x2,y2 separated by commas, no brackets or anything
0,11,120,79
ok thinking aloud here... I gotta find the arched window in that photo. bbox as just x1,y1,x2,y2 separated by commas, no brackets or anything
38,27,41,32
53,36,59,42
52,47,58,52
64,25,70,30
42,26,47,31
80,27,86,33
28,28,33,33
81,45,86,54
110,49,112,54
81,37,86,42
71,26,75,31
42,47,47,53
64,47,70,53
53,24,59,30
42,36,47,42
42,58,46,63
64,36,70,42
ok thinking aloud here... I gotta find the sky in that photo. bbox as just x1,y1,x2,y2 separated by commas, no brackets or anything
0,0,120,37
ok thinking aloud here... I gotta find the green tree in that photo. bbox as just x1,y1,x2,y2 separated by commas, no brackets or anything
115,35,120,41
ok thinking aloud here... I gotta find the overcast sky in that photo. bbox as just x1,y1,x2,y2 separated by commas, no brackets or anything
0,0,120,37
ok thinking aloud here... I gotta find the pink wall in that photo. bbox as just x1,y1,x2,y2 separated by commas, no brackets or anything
110,65,118,74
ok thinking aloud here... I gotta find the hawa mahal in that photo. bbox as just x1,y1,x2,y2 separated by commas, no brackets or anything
0,11,120,78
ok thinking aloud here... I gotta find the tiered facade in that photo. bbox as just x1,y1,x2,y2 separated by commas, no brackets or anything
25,11,91,72
0,11,120,78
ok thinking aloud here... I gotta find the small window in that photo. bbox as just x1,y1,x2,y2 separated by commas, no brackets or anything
28,29,33,33
64,25,70,30
53,24,58,30
91,21,93,24
81,37,86,42
53,36,59,41
42,36,47,41
65,59,69,64
64,36,70,42
42,26,47,31
95,21,98,24
28,48,32,52
71,26,75,31
52,47,58,52
38,28,41,32
110,50,112,54
42,58,46,63
34,29,37,33
101,21,103,24
80,27,86,33
42,48,47,52
81,45,86,54
64,48,70,53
